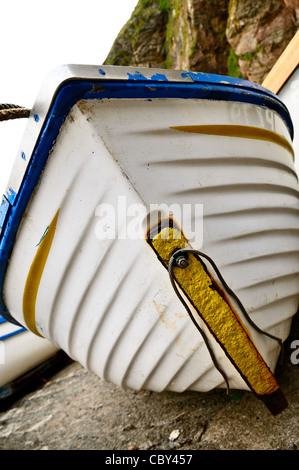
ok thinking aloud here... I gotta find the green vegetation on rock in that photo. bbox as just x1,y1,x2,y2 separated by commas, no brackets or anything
227,47,243,78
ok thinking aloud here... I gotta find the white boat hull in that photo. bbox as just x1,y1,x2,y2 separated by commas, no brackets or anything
0,66,298,402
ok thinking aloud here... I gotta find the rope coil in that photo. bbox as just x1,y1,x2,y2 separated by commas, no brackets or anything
168,248,284,395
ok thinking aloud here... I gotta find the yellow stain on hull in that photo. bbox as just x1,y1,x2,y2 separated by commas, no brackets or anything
170,125,294,159
148,223,283,401
23,210,60,336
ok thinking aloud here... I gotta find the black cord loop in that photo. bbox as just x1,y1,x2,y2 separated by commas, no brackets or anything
168,248,284,394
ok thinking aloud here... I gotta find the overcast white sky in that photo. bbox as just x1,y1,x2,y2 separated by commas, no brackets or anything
0,0,137,196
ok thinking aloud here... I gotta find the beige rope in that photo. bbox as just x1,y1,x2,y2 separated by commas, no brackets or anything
0,104,31,122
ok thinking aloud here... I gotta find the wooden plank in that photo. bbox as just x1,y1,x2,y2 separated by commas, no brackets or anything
262,30,299,94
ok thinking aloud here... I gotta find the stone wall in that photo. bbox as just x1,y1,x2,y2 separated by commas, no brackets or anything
105,0,298,83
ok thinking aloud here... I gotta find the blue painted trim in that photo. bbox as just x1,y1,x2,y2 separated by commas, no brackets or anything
0,197,9,233
0,327,27,342
0,74,294,325
0,386,12,399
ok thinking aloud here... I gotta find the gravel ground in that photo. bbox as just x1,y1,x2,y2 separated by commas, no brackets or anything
0,315,298,451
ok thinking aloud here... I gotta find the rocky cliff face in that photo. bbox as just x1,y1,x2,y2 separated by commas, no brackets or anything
104,1,168,69
226,0,298,83
105,0,298,84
